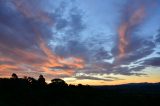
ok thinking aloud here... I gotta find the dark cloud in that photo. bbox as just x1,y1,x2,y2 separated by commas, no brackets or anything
113,66,146,76
76,76,113,81
49,64,82,71
75,75,113,81
155,30,160,44
55,40,89,59
74,73,123,81
143,57,160,67
121,38,155,65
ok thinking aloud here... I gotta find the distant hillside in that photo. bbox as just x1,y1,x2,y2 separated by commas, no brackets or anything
93,82,160,94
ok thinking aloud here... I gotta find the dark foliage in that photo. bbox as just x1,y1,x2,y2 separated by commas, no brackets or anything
0,74,160,106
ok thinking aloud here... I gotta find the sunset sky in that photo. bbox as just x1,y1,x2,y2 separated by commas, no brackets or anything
0,0,160,85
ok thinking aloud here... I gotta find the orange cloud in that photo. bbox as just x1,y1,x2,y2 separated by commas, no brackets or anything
118,23,128,58
0,31,85,78
0,64,17,71
118,6,145,59
30,29,85,76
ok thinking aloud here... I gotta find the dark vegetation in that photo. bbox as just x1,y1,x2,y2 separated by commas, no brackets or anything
0,73,160,106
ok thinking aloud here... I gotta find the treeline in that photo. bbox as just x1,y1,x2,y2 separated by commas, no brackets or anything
0,73,99,106
0,73,160,106
0,73,90,88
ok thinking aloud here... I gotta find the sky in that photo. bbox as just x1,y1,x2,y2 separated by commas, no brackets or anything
0,0,160,85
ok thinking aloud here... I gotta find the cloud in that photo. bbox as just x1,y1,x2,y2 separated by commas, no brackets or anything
0,0,85,78
155,30,160,44
0,0,160,82
50,1,88,59
75,75,113,81
113,0,158,58
74,73,123,81
143,57,160,67
104,0,160,75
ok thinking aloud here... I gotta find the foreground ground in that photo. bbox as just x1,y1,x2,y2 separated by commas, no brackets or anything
0,78,160,106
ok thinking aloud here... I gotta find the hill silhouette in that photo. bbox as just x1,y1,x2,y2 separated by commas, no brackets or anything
0,73,160,106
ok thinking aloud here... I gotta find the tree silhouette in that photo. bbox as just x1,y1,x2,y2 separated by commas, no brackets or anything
49,78,68,87
11,73,18,79
38,75,46,84
38,74,46,86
